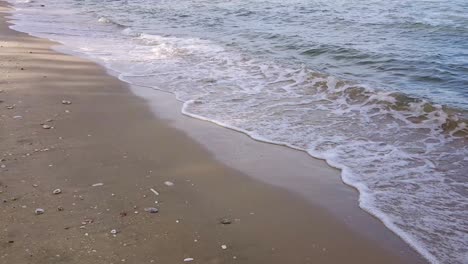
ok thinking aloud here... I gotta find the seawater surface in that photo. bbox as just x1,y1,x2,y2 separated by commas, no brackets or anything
5,0,468,263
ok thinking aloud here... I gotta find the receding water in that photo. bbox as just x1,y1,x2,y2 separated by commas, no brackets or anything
6,0,468,263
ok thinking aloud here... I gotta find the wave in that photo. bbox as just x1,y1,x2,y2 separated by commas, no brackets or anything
114,33,468,264
97,16,126,28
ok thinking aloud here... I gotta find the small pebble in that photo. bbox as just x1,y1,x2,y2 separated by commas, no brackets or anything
62,100,72,105
221,245,227,250
110,229,118,235
35,208,45,215
219,218,232,225
42,124,52,129
183,258,194,262
144,207,159,214
164,181,174,187
52,189,62,195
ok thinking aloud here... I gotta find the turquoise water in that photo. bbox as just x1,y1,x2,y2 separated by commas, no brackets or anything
7,0,468,263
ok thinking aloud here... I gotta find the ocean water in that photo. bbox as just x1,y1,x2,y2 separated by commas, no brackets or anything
5,0,468,263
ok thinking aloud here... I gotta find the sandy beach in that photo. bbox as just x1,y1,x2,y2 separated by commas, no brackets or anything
0,2,429,264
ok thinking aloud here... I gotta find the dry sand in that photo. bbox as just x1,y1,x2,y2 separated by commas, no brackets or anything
0,2,427,264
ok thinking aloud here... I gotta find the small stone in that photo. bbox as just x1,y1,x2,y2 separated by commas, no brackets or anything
164,181,174,187
119,212,127,217
219,218,232,225
144,207,159,214
183,258,194,262
8,240,14,244
52,189,62,195
221,245,227,250
6,105,14,109
61,100,72,105
91,183,103,187
1,164,6,168
110,229,118,235
35,208,45,215
32,184,38,188
57,206,64,211
42,124,52,129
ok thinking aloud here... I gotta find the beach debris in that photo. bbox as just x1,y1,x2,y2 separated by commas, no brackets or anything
219,218,232,225
35,208,45,215
91,183,104,187
52,189,62,195
164,181,174,187
110,229,119,235
42,124,52,129
150,188,159,196
183,258,194,262
144,207,159,214
57,206,64,211
61,100,72,105
221,245,227,250
6,105,14,109
81,219,94,226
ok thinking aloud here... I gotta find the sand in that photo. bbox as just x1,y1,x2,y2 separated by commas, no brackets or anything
0,2,427,264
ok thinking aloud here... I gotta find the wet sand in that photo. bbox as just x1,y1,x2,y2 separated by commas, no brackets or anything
0,2,427,264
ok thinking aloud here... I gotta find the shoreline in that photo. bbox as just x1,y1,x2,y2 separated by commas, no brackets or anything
1,2,428,264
